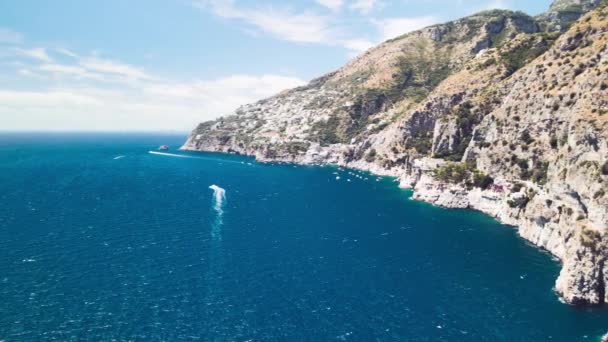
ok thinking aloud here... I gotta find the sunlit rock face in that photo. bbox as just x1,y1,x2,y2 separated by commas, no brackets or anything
183,0,608,305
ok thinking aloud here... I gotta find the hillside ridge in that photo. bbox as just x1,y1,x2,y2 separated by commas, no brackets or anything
182,0,608,306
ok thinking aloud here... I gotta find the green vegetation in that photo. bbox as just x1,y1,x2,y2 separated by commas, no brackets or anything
312,116,340,146
435,102,482,161
464,10,531,47
385,39,453,105
476,9,521,17
581,227,602,248
406,130,433,154
281,142,311,155
513,156,549,184
311,88,392,146
501,33,560,76
433,162,471,183
512,156,529,170
521,130,535,145
473,171,495,190
602,161,608,176
432,162,494,189
530,161,550,185
507,196,529,209
511,182,524,193
342,89,388,141
550,135,559,149
365,149,377,162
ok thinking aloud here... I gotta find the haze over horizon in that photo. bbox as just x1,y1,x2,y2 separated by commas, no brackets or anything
0,0,551,132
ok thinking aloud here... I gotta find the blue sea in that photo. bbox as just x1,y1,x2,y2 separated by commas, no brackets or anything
1,133,606,341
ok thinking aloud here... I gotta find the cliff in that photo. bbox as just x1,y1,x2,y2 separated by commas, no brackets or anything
182,0,608,306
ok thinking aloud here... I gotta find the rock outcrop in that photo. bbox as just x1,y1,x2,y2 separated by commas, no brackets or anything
183,0,608,306
539,0,603,31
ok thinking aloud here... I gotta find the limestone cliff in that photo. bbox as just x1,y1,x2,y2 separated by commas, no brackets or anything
183,0,608,306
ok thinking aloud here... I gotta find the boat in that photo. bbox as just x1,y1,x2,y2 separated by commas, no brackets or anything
158,145,170,151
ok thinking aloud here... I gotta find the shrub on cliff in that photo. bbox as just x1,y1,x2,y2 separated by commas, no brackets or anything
473,171,494,189
531,161,550,185
312,117,340,146
406,130,433,154
521,130,535,145
507,196,529,209
365,149,377,162
433,162,471,184
511,183,524,193
433,162,493,189
550,135,559,149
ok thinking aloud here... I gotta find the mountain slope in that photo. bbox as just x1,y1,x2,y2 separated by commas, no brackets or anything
183,10,540,160
183,0,608,305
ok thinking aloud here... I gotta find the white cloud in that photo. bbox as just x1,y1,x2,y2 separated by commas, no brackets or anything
247,10,335,44
194,0,369,53
467,0,512,14
0,72,306,131
18,69,35,77
14,47,52,62
0,25,308,132
79,58,153,81
374,16,439,41
55,48,79,59
350,0,379,14
196,1,335,44
39,63,106,81
144,74,305,100
486,0,511,10
340,38,375,55
30,55,156,83
0,90,100,108
315,0,344,11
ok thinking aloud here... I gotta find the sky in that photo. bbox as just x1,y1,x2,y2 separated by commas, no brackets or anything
0,0,552,132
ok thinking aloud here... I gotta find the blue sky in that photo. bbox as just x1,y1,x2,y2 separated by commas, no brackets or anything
0,0,552,131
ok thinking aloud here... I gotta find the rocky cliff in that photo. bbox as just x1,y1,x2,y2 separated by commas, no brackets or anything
183,0,608,306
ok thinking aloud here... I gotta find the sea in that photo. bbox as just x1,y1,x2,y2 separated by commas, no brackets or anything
0,133,606,341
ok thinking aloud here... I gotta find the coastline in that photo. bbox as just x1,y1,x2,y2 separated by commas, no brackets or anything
181,140,607,307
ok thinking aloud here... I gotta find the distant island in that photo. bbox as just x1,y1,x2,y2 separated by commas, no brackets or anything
183,0,608,306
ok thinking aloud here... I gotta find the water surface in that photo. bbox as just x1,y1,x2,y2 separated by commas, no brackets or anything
0,133,606,341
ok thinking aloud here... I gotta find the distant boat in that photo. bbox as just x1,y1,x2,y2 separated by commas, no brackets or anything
158,145,170,151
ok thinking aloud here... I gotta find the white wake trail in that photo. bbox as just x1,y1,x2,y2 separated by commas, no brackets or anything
148,151,246,165
148,151,195,158
209,185,226,240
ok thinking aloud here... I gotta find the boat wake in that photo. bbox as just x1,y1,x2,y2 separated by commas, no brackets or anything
209,185,226,240
148,151,195,158
113,155,126,160
148,151,246,165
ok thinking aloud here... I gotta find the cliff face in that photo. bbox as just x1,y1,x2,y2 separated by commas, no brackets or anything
183,9,540,161
183,0,608,305
539,0,603,31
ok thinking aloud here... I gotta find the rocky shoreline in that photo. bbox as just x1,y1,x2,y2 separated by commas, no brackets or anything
181,140,606,306
182,0,608,306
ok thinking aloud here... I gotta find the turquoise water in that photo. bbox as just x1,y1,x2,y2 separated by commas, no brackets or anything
0,133,606,341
